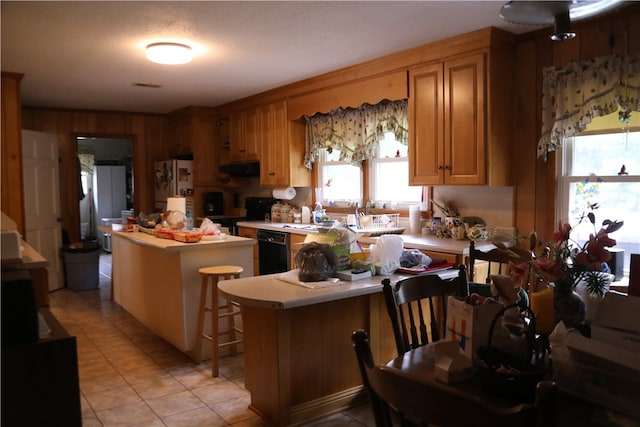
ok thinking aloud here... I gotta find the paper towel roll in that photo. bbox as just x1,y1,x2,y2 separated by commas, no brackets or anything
166,196,186,214
272,187,296,200
409,205,421,235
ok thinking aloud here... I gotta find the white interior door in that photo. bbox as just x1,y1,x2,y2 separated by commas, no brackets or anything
22,129,64,291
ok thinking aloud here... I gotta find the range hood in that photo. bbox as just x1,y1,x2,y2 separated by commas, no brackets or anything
219,161,260,177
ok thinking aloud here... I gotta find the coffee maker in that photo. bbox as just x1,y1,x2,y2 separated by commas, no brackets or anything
203,192,223,216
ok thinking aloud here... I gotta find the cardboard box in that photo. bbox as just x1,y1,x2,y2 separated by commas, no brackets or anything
334,269,371,281
433,340,473,384
590,325,640,353
593,293,640,334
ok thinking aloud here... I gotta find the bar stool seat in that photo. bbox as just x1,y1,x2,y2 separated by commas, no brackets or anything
195,265,243,377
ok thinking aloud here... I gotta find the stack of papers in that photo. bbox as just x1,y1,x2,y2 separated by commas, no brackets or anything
278,269,345,289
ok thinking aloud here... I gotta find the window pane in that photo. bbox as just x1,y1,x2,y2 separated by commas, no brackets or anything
568,181,640,275
372,159,421,203
570,131,640,176
319,162,361,202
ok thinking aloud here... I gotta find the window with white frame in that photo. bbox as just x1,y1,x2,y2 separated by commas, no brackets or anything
317,132,423,207
369,132,422,208
317,147,362,206
558,130,640,280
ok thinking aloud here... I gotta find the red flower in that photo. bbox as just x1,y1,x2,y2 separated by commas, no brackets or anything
552,222,571,244
575,232,616,270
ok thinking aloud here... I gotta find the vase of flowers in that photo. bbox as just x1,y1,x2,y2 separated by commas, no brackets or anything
494,203,623,330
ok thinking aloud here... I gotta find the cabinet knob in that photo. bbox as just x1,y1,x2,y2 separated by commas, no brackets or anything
269,172,276,176
438,165,444,170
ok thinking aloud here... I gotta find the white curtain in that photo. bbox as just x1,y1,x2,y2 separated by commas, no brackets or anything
538,54,640,159
304,99,408,169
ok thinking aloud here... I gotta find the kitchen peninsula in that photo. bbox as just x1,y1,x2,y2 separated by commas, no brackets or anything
109,230,255,359
217,269,461,426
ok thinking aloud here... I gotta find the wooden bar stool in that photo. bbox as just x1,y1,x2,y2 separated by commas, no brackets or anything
195,265,243,377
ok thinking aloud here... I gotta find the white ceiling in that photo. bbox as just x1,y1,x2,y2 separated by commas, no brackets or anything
2,1,540,114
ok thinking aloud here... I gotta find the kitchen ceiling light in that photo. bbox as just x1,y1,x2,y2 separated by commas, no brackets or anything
146,42,192,65
499,0,622,41
550,10,576,41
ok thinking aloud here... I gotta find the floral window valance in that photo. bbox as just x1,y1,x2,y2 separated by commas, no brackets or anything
538,54,640,159
303,99,408,169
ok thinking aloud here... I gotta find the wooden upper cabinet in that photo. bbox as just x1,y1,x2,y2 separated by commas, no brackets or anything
445,53,485,185
409,48,513,186
259,101,311,188
229,110,259,162
408,63,444,184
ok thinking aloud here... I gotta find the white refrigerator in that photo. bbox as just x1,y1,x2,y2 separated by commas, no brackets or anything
154,160,194,213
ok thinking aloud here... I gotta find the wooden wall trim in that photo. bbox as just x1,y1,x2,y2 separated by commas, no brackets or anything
287,70,408,119
219,27,508,115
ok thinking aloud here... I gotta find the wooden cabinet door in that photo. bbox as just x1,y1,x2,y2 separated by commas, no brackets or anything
409,63,444,186
444,53,485,185
259,101,290,187
229,110,259,162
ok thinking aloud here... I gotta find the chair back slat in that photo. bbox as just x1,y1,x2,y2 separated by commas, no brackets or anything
383,266,468,356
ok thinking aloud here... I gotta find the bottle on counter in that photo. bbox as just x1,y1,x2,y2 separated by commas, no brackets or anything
301,206,311,224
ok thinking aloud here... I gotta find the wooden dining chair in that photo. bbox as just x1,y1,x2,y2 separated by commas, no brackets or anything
468,240,514,285
352,329,558,427
382,265,468,357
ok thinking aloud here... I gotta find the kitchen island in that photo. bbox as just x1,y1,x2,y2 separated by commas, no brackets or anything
110,230,256,360
217,270,457,426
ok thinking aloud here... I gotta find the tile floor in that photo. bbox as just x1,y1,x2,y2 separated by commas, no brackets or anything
49,254,375,427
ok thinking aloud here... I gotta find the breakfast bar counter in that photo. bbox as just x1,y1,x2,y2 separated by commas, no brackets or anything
110,230,255,359
217,271,424,426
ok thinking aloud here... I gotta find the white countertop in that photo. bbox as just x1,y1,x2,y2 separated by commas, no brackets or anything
236,221,499,255
110,229,256,252
218,269,460,310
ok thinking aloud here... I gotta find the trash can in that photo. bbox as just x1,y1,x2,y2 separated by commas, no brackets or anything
62,240,101,291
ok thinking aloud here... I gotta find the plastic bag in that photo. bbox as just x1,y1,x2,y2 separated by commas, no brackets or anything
369,234,404,275
399,249,432,268
295,242,338,282
198,218,221,236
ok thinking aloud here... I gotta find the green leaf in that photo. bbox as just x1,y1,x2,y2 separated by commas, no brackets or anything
587,212,596,225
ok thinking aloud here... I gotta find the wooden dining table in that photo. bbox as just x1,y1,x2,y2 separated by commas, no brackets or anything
384,344,637,426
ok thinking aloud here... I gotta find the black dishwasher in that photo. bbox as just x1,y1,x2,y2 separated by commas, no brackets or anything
256,229,290,275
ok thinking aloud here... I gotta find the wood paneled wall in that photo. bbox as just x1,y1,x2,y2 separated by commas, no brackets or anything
513,4,640,239
21,108,166,243
1,72,25,235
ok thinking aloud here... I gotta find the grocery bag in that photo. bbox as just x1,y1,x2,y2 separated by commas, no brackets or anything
445,296,502,360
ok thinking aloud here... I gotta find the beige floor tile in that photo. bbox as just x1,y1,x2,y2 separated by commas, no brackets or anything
80,371,128,394
167,363,226,389
163,406,228,427
84,384,142,411
191,380,249,407
95,401,160,426
210,394,256,424
120,364,172,385
145,389,206,418
81,412,103,427
132,375,187,400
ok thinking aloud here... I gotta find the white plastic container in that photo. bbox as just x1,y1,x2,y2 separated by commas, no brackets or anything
409,205,421,235
301,206,311,224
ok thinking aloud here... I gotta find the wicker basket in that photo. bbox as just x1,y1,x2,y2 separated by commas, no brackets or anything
476,304,549,401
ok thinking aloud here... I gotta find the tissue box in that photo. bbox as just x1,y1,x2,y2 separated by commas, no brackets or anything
334,269,371,281
433,340,473,384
